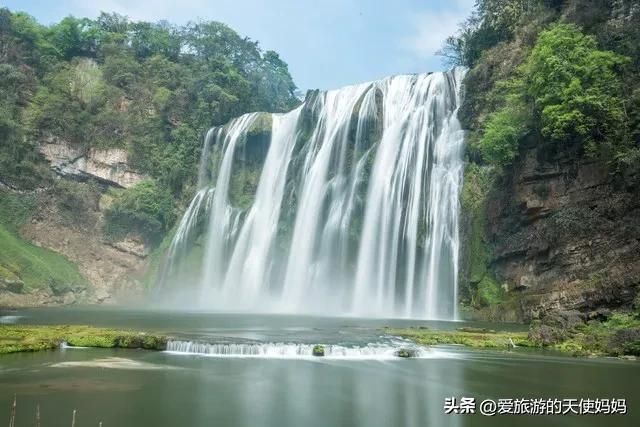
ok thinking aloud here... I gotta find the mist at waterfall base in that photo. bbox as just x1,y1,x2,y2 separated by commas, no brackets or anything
158,68,466,320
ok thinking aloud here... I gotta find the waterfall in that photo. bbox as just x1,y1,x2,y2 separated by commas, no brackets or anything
162,68,466,320
220,108,302,307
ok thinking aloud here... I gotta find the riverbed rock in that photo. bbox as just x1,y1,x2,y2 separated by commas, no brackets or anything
395,348,418,358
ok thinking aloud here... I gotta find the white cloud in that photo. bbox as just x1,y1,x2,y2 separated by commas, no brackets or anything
402,0,475,58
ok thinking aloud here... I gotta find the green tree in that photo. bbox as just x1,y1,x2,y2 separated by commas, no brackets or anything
130,21,181,60
524,23,629,157
0,7,300,241
479,23,630,166
479,97,530,166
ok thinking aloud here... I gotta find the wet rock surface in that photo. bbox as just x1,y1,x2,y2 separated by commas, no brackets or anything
485,144,640,322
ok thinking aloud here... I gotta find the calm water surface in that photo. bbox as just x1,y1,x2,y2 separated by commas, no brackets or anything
0,307,637,427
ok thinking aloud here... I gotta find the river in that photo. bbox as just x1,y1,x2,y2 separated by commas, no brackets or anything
0,307,637,426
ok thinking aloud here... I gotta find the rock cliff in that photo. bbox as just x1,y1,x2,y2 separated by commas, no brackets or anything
0,137,149,307
478,140,640,323
39,137,146,188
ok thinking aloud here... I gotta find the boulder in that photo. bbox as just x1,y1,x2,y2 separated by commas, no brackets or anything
395,348,418,358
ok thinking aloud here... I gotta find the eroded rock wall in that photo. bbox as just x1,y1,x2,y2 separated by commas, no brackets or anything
39,137,146,188
484,142,640,322
12,188,147,306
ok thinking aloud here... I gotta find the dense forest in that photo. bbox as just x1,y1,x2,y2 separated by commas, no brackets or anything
0,9,299,245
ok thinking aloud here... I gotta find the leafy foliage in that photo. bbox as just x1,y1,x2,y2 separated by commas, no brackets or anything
470,21,633,168
525,24,629,156
0,7,300,245
479,93,530,166
446,1,640,170
104,180,176,245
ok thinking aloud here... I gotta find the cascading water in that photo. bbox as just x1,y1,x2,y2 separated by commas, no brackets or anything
162,68,466,320
165,340,452,360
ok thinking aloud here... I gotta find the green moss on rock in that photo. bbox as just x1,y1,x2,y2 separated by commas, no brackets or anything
395,348,417,358
312,344,325,356
527,312,640,357
0,325,169,354
459,163,503,308
386,327,534,349
476,275,504,306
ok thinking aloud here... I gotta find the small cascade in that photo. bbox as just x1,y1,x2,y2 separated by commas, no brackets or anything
165,340,441,359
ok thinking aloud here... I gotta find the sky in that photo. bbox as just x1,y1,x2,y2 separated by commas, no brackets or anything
2,0,475,91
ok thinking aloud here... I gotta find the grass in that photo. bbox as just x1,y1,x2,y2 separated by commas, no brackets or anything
0,189,85,292
548,313,640,357
388,312,640,358
0,325,169,354
0,223,85,292
0,190,36,234
386,326,537,349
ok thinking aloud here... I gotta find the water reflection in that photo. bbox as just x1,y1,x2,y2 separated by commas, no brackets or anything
234,359,463,427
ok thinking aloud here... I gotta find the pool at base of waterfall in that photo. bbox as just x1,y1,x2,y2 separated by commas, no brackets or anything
0,307,637,427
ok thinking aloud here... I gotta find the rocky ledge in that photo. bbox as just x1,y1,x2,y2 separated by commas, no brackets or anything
39,137,146,188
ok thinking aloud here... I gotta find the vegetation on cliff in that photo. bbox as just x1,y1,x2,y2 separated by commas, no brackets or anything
0,190,85,294
104,180,176,245
0,7,300,295
479,23,630,167
0,7,299,246
449,0,640,318
459,163,503,309
447,0,640,170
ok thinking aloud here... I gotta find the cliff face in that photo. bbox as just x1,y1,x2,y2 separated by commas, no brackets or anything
0,185,148,307
0,137,150,308
39,137,146,188
21,190,148,305
483,140,640,323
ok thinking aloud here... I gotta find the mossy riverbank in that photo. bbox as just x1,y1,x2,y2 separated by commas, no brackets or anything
387,312,640,358
0,325,169,354
386,327,535,350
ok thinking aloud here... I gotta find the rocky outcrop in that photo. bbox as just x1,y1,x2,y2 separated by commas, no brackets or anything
39,137,145,188
0,267,24,294
8,186,148,306
484,141,640,322
0,137,150,308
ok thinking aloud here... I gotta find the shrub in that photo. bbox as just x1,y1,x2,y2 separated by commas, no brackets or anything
479,100,529,167
524,23,629,157
104,180,175,245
